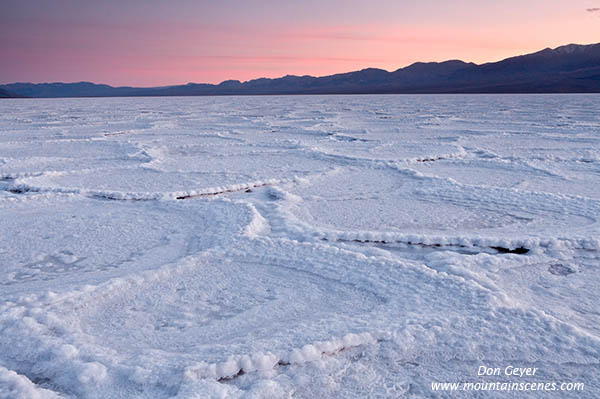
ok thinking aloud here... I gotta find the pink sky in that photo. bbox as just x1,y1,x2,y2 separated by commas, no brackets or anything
2,0,600,86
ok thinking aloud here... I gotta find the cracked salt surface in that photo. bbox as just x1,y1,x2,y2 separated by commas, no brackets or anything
0,94,599,398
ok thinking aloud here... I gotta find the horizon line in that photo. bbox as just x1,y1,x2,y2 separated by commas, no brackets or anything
2,41,597,89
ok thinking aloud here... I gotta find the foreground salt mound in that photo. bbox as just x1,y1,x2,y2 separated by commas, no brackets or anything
0,366,63,399
1,238,598,397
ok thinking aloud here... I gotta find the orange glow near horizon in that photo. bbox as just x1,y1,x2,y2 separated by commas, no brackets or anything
2,1,600,86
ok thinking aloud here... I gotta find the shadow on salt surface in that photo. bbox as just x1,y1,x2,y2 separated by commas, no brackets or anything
548,263,575,276
0,195,255,295
333,237,530,257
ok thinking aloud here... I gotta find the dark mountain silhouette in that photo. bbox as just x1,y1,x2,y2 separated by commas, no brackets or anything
0,88,23,98
2,43,600,98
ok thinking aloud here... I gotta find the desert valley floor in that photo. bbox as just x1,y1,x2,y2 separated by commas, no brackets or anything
0,94,599,398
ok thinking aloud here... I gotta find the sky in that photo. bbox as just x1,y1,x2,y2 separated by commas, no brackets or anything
1,0,600,87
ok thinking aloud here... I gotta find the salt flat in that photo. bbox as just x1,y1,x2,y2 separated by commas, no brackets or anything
0,94,599,398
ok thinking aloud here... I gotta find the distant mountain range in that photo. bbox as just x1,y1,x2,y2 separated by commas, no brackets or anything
2,43,600,98
0,88,23,98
